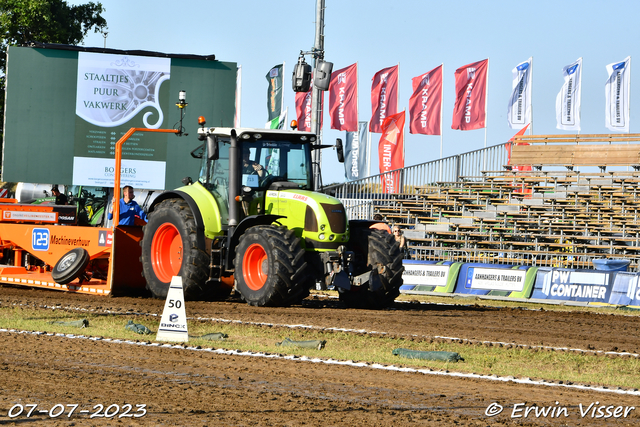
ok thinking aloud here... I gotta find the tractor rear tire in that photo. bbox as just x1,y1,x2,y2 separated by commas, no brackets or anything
52,248,90,285
234,225,311,307
340,228,404,309
140,199,211,300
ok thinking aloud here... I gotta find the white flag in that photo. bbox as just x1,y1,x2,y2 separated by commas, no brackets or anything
507,57,532,129
556,58,582,131
605,56,631,133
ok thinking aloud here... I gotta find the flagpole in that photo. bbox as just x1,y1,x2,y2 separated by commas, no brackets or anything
367,121,371,177
483,59,490,172
628,56,632,134
440,63,444,159
578,57,582,135
235,65,242,127
398,63,402,191
439,63,444,181
281,61,286,121
529,57,533,135
397,62,400,118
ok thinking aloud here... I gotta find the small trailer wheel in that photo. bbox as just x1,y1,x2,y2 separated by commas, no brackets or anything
52,248,90,285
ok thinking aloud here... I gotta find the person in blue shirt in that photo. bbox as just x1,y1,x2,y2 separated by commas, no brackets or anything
107,185,148,226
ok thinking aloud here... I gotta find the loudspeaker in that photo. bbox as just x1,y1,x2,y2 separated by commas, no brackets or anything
292,61,312,92
314,61,333,91
335,138,344,163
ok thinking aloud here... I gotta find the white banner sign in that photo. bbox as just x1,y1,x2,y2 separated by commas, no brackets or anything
72,157,166,189
76,52,170,128
507,58,532,129
556,58,582,131
469,268,526,292
605,56,631,133
402,264,449,287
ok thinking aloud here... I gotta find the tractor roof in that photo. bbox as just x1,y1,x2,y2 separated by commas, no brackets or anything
197,127,317,144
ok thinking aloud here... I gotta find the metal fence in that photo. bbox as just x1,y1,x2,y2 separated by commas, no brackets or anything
323,142,508,218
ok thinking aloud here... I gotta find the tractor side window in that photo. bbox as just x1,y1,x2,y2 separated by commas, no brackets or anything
286,145,311,189
200,140,230,215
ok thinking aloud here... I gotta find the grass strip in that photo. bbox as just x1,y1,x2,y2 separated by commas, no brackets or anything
0,305,639,390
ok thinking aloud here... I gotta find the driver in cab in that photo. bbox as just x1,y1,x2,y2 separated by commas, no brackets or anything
242,148,268,180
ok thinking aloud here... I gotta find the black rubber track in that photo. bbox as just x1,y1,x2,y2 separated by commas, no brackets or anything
140,198,213,300
340,228,404,309
234,225,311,307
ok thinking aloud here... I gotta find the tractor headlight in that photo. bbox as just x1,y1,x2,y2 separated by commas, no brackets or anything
319,233,326,240
329,234,335,241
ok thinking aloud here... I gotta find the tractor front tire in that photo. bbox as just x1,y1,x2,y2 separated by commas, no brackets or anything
140,199,210,300
340,228,404,309
234,226,310,307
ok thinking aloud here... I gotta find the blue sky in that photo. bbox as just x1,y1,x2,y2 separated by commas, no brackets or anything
75,0,640,184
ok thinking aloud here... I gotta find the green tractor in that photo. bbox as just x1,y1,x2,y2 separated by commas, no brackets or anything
139,119,404,308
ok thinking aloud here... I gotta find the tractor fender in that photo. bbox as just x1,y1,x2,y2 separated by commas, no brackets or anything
349,219,381,229
149,191,206,251
226,214,285,270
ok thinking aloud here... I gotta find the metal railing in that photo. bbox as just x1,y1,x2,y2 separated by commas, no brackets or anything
323,142,508,218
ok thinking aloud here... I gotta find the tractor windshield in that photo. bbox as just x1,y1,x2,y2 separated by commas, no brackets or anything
197,136,313,215
242,140,312,190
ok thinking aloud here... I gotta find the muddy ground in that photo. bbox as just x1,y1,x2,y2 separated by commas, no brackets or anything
0,285,639,426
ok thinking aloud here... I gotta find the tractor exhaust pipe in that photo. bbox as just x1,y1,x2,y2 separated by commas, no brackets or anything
228,129,240,232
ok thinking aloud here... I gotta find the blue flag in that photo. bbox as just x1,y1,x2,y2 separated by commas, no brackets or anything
344,121,369,180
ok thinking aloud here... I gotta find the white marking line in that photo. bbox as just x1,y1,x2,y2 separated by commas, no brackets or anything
0,327,638,396
8,302,640,359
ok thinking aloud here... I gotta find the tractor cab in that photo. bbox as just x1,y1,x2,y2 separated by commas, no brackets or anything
194,126,316,220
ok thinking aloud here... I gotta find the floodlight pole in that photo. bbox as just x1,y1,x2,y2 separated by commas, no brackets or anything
310,0,325,190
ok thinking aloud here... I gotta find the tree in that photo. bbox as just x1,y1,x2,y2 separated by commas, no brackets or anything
0,0,107,132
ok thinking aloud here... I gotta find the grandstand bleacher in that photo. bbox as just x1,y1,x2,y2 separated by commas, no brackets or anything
324,135,640,271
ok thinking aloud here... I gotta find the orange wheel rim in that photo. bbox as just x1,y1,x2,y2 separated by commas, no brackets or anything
243,243,268,291
150,222,182,283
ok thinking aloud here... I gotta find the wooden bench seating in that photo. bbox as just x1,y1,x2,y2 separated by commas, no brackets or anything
508,134,640,170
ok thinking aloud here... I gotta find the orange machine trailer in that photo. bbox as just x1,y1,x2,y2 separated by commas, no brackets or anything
0,128,178,296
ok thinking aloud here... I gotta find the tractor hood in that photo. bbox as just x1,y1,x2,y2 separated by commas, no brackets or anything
265,189,348,250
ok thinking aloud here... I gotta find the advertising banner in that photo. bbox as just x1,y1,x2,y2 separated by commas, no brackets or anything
507,57,532,129
452,59,488,131
344,121,369,180
408,64,442,135
266,64,283,121
605,56,631,133
328,63,358,132
607,272,640,307
453,264,536,298
531,267,614,304
3,45,237,190
73,52,171,188
370,65,399,133
400,260,461,294
378,111,405,193
555,58,582,131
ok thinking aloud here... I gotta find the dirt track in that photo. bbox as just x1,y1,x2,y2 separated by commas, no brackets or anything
0,285,639,426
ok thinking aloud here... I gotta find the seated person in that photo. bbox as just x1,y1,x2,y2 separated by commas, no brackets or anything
242,148,268,180
107,185,148,226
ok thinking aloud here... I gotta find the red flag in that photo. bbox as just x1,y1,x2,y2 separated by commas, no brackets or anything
408,64,443,135
378,111,405,193
370,65,399,133
294,83,323,132
505,124,532,172
328,63,358,132
452,59,488,130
